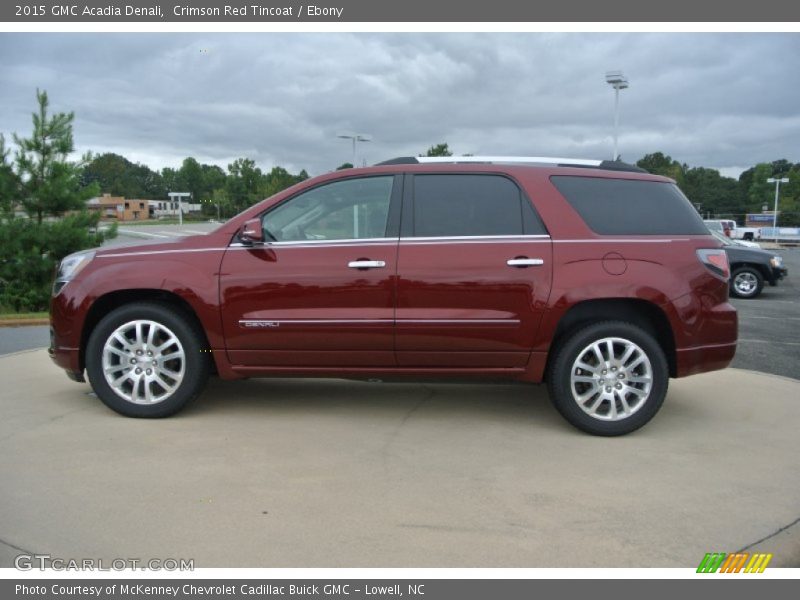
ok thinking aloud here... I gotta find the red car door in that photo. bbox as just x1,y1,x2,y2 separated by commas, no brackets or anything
396,173,552,368
219,175,401,368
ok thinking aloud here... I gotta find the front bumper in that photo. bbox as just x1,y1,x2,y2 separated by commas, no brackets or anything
48,329,84,381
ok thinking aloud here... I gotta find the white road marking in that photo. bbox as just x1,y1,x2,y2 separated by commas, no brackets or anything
118,229,171,238
739,339,800,346
743,316,800,321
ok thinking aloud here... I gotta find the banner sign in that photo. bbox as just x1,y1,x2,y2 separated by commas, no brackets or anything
4,0,800,22
3,579,796,600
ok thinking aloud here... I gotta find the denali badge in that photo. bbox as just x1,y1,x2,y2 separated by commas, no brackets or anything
239,320,280,328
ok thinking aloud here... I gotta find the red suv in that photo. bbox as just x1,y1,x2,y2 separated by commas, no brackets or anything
49,157,737,435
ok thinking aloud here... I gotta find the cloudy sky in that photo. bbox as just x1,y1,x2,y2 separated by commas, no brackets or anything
1,33,798,178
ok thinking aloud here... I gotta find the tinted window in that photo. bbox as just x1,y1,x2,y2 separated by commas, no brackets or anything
263,176,393,241
551,176,708,235
412,174,544,237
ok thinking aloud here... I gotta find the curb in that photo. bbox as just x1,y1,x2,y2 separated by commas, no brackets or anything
0,319,49,328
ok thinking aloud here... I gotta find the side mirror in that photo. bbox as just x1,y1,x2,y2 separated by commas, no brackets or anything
239,218,264,244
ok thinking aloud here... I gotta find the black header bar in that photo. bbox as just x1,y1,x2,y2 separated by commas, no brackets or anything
3,0,800,23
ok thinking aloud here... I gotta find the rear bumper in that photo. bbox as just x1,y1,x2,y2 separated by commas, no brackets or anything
667,293,738,378
675,341,737,377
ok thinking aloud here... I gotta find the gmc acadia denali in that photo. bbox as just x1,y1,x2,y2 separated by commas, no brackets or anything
49,156,738,435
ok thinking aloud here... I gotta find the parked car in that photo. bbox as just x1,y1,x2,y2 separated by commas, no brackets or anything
50,157,738,436
708,229,787,298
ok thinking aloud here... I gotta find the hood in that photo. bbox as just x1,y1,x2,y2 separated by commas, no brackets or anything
94,232,231,257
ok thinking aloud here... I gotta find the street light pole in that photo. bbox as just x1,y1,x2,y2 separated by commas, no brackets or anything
766,177,789,243
337,132,372,167
605,71,629,161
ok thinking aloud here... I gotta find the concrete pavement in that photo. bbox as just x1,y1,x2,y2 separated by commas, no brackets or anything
1,349,798,568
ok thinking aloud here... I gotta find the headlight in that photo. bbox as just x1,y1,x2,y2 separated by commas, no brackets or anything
53,250,95,295
770,256,783,268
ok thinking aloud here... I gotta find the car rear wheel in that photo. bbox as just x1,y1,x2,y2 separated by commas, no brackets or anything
547,321,668,436
730,266,764,299
85,302,210,417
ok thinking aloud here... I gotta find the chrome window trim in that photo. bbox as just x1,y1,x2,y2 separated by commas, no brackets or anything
228,234,551,249
400,234,550,242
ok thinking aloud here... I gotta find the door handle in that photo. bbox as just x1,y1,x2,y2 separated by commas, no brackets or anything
507,258,544,268
348,260,386,269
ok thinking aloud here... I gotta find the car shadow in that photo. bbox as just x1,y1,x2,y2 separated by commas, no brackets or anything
181,376,565,429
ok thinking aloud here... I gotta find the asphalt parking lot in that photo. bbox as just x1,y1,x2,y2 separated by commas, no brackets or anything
730,247,800,380
0,242,797,569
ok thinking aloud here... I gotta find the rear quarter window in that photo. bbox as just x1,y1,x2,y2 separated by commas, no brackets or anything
550,176,708,235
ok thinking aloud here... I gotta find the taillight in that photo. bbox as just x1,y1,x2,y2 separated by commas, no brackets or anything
696,249,730,280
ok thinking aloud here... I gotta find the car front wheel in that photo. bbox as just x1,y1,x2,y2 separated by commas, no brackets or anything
85,302,210,417
547,321,669,436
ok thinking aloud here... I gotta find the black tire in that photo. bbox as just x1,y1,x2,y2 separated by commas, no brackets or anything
85,302,210,417
730,266,764,299
547,321,669,436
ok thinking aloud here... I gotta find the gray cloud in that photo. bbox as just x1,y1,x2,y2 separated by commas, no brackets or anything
1,32,798,178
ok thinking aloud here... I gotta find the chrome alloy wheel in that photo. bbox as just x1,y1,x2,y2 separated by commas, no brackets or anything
569,337,653,421
733,271,758,296
101,320,186,405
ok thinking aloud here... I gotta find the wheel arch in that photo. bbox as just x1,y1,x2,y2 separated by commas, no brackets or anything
730,261,770,279
80,289,214,373
545,298,676,379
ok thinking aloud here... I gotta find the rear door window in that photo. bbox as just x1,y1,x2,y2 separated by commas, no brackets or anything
410,174,546,237
551,176,707,235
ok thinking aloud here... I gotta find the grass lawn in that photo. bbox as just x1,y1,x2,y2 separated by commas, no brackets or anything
0,312,49,320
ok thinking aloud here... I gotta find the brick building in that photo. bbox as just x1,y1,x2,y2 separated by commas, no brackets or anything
87,194,150,221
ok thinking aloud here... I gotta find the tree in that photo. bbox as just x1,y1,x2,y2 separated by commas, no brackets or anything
682,167,743,218
175,157,204,203
13,89,98,223
200,164,226,200
81,152,165,199
0,134,20,216
336,162,354,170
422,143,453,157
226,158,263,213
745,163,775,213
261,166,308,198
636,152,685,185
0,90,115,312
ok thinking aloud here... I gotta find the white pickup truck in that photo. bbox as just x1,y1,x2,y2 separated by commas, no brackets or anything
707,219,762,241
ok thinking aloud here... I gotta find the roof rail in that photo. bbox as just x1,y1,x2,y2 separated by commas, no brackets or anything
373,156,646,173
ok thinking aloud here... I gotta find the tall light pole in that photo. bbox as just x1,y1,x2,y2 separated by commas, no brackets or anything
337,132,372,167
605,71,629,161
766,177,789,243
